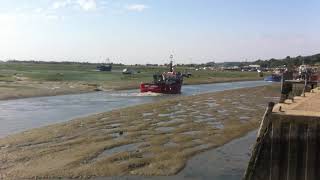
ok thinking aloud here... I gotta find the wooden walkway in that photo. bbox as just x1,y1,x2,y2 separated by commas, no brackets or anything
244,87,320,180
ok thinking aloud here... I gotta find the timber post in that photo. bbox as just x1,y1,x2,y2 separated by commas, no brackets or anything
243,102,275,180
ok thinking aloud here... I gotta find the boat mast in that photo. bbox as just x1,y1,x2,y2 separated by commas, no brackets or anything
105,58,110,64
169,54,173,72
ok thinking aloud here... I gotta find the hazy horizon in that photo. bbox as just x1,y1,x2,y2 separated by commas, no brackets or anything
1,0,319,64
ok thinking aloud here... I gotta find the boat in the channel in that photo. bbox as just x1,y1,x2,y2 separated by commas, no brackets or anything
264,74,282,82
140,56,183,94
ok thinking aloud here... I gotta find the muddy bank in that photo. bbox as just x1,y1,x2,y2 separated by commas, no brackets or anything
0,77,262,100
0,81,99,100
0,85,279,179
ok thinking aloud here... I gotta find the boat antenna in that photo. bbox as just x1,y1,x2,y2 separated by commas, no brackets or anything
169,54,174,72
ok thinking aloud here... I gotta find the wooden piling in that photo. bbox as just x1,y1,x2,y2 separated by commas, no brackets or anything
243,102,275,180
287,123,298,180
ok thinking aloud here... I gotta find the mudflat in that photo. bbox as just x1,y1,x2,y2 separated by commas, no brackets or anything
0,81,99,100
0,85,279,179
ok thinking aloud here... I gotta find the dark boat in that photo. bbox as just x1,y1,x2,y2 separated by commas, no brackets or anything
97,64,112,71
264,74,282,82
140,58,183,94
122,68,134,75
97,58,112,72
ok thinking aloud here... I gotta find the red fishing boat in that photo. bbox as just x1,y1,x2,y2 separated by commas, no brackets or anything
140,56,183,94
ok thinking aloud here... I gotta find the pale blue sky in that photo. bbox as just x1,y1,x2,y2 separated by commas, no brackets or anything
0,0,319,64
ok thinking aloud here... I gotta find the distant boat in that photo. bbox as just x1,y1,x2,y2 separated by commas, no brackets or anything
122,68,134,75
97,58,112,72
264,74,282,82
97,64,112,72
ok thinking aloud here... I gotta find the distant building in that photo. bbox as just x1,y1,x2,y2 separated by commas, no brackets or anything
146,64,158,67
222,66,240,71
249,64,261,68
241,64,261,71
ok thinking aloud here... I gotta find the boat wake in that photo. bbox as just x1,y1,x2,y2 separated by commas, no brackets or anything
110,92,164,97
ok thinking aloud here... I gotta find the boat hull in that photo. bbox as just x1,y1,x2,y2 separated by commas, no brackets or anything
140,82,182,94
97,65,112,72
264,75,281,82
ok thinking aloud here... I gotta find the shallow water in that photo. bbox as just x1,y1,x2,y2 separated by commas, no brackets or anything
93,143,142,161
94,131,257,180
208,121,225,129
0,81,271,137
155,127,175,133
176,131,256,180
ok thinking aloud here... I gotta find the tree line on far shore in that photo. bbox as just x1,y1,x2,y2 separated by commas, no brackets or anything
2,53,320,68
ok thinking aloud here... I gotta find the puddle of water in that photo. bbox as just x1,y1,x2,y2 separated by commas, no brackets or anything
167,118,185,124
94,143,142,161
237,106,255,111
194,115,205,119
176,114,188,118
207,102,219,107
239,116,250,123
239,116,250,120
205,99,215,102
218,109,228,114
264,96,279,99
182,131,202,135
195,119,210,123
195,117,217,123
143,112,153,117
207,121,224,129
111,132,127,138
158,113,172,117
202,113,213,117
164,141,179,147
190,110,200,115
257,104,266,108
157,118,185,126
155,127,175,133
174,110,187,114
109,123,122,128
192,139,204,144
